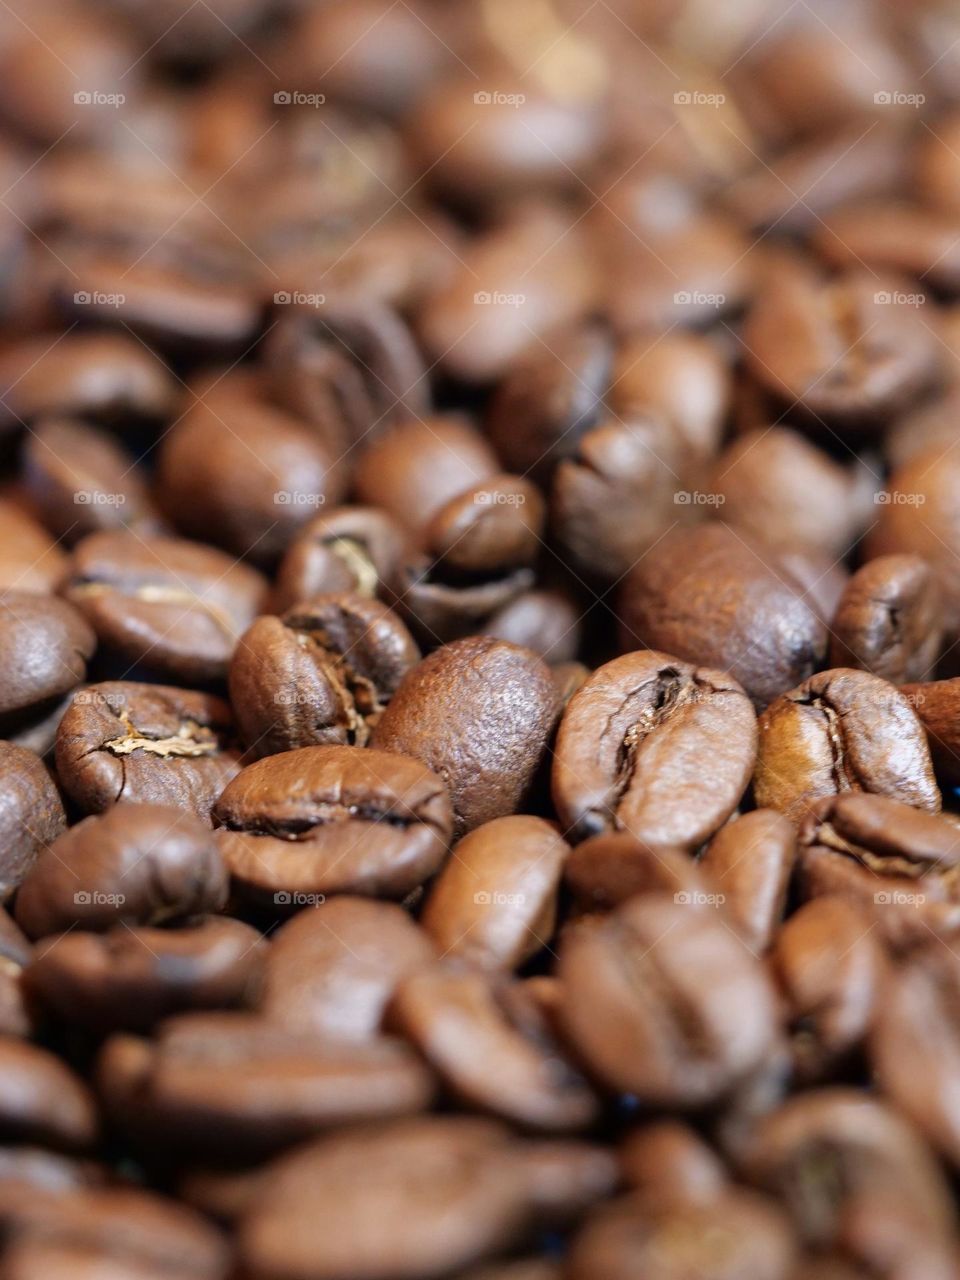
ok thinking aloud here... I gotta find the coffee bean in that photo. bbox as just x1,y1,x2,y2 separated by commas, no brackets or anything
899,677,960,785
699,811,796,954
619,1122,728,1201
274,506,410,611
754,670,940,823
0,1040,97,1149
0,592,94,727
0,742,65,899
421,816,569,971
56,682,240,821
397,555,534,647
25,917,265,1033
229,594,419,757
15,804,228,939
482,590,581,664
259,896,435,1041
815,201,960,292
564,833,702,914
65,531,267,684
830,555,942,683
213,745,452,901
617,524,828,707
558,895,777,1106
373,637,560,836
0,501,67,594
553,651,756,850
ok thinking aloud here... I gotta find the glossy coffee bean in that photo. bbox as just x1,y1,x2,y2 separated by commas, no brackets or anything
229,594,419,757
558,895,777,1106
617,524,828,708
0,592,94,726
618,1122,727,1202
0,501,67,594
15,804,228,939
0,742,65,899
373,638,561,836
699,810,796,954
481,590,581,664
754,670,940,823
55,682,240,821
24,916,264,1033
421,816,570,971
65,531,267,684
829,554,942,683
213,745,452,901
553,651,756,850
259,897,435,1041
899,677,960,786
0,1040,98,1150
273,506,409,612
564,833,702,914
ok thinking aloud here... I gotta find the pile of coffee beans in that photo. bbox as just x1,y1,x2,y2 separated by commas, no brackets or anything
3,0,960,1275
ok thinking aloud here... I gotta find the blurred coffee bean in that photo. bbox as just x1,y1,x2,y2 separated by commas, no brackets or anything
699,810,796,954
899,677,960,785
619,1122,727,1202
0,1039,97,1150
481,590,580,664
0,501,67,593
273,506,409,612
815,201,960,293
830,555,942,683
564,833,702,914
0,592,94,729
0,742,64,899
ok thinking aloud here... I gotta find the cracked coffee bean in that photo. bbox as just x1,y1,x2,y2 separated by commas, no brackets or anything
829,554,942,683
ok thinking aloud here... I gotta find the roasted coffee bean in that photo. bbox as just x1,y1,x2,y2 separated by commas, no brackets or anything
56,682,240,821
273,506,409,612
866,445,960,634
373,638,560,836
754,670,941,823
65,530,267,684
0,1040,97,1149
772,897,882,1079
0,501,67,594
567,1188,796,1280
815,201,960,292
0,593,94,729
239,1118,532,1279
564,833,702,914
741,268,939,428
260,896,435,1041
481,590,581,664
0,907,31,968
830,555,942,683
511,1136,618,1224
15,804,228,939
213,745,452,901
558,895,777,1106
553,651,756,850
619,1122,727,1202
699,811,796,954
617,524,828,708
899,677,960,785
25,917,264,1033
23,419,159,544
396,555,534,648
99,1014,434,1153
421,816,568,971
423,476,544,577
354,416,499,534
230,594,418,757
0,742,65,899
389,966,598,1131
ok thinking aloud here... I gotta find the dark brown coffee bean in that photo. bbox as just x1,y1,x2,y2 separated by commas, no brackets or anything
0,742,65,899
373,637,560,836
0,592,94,727
741,269,939,428
617,523,828,708
564,833,702,914
558,895,777,1106
55,682,240,821
23,419,159,545
699,811,796,954
229,594,419,758
481,590,581,664
830,555,942,683
899,678,960,785
273,506,410,612
389,967,598,1132
553,651,756,850
239,1118,531,1279
421,816,569,971
99,1014,434,1154
260,896,435,1041
0,501,67,594
396,556,534,648
24,917,264,1033
754,670,941,823
213,745,452,902
0,1040,97,1149
15,804,228,940
65,530,267,684
423,476,544,577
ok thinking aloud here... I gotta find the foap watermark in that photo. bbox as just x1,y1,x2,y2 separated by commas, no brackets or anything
875,491,926,507
274,290,325,307
274,691,315,706
473,891,527,906
674,90,725,107
75,891,126,907
274,891,326,907
474,290,526,307
874,90,925,107
274,90,325,107
73,689,126,711
74,290,125,308
875,890,926,907
274,491,326,507
74,490,126,507
474,90,526,107
475,490,526,507
874,290,925,307
74,90,125,108
674,490,725,506
674,890,726,907
674,289,725,309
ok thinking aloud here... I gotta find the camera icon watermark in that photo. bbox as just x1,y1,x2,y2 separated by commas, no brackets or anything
874,90,925,107
473,290,526,307
74,890,126,906
74,90,125,107
473,90,526,107
274,891,326,907
274,492,326,507
874,290,925,307
74,490,126,507
674,890,726,907
674,290,726,309
274,90,325,108
473,891,526,906
674,90,725,107
674,490,725,506
874,890,926,906
74,290,125,308
474,490,526,506
274,290,325,307
875,491,926,506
